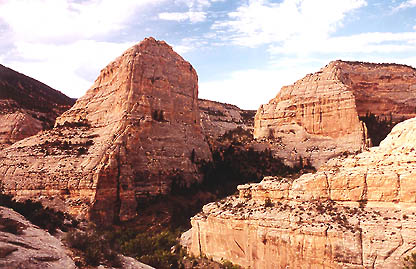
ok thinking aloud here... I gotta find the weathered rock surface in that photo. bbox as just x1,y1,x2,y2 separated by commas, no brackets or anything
0,37,211,223
187,117,416,268
254,60,416,167
199,99,255,140
0,64,74,148
0,206,76,268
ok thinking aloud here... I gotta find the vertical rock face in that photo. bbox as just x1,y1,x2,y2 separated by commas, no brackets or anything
187,117,416,268
0,64,74,148
0,37,211,223
336,61,416,120
254,60,416,167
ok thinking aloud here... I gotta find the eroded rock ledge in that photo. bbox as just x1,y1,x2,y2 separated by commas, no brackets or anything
187,118,416,268
254,60,416,168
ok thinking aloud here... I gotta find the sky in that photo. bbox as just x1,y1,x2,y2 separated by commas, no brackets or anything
0,0,415,109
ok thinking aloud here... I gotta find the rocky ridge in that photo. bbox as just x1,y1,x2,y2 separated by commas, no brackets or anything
199,98,255,140
254,60,416,167
0,64,74,148
0,37,211,223
187,117,416,268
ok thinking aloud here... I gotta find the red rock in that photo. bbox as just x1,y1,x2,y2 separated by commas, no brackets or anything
0,37,211,223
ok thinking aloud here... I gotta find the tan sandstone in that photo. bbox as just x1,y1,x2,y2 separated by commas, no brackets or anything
199,99,255,140
187,117,416,268
254,60,416,167
0,37,211,223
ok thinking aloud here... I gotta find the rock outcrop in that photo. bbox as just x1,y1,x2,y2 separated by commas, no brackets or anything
199,99,255,140
187,117,416,268
0,206,76,268
0,64,74,148
254,60,416,167
0,37,212,223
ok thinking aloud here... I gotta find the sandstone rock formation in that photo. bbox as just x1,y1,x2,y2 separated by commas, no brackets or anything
187,117,416,268
0,206,76,268
254,60,416,167
199,99,255,140
0,37,211,223
0,64,74,148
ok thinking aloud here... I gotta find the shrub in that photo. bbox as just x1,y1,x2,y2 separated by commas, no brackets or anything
0,193,73,234
65,227,120,267
221,259,242,269
264,198,274,207
403,252,416,269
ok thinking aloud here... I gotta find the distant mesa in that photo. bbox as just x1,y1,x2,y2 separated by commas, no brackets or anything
254,60,416,168
0,64,74,148
0,37,212,223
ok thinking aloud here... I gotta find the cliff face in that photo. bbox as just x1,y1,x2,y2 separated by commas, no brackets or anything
187,117,416,268
0,37,211,223
199,99,255,140
254,60,416,167
0,65,74,148
336,61,416,120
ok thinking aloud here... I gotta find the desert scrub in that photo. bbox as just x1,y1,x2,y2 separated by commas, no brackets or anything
110,228,186,269
65,225,120,267
0,193,76,234
221,259,242,269
403,252,416,269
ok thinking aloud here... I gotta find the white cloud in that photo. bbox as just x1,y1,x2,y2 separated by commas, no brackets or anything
4,41,135,98
212,0,367,47
0,0,163,98
159,11,207,23
395,0,416,10
269,32,416,55
199,65,319,109
0,0,164,44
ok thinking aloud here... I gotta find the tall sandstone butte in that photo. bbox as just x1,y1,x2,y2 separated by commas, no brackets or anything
0,64,74,148
187,117,416,268
0,37,212,223
254,60,416,167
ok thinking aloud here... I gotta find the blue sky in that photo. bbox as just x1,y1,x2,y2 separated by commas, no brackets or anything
0,0,415,109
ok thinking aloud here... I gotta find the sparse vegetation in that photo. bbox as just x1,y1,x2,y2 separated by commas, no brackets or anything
403,252,416,269
221,259,242,269
0,193,76,234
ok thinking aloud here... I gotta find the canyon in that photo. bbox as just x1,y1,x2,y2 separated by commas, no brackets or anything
1,37,416,268
187,117,416,268
254,60,416,168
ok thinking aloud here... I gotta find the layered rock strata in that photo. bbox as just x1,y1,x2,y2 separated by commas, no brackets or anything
0,37,211,223
0,64,74,148
199,99,255,140
254,60,416,167
188,118,416,268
